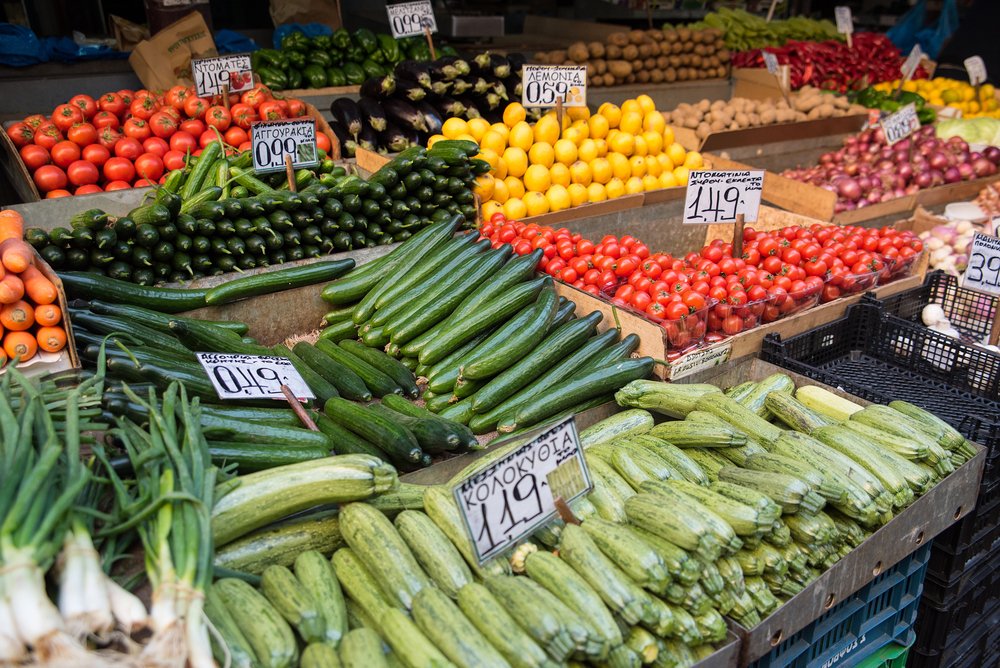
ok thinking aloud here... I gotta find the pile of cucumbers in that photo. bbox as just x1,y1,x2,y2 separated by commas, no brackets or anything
26,140,485,286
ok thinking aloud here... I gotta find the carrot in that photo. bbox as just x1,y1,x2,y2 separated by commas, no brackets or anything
0,210,24,243
4,331,37,362
33,303,61,327
19,265,56,305
0,274,24,304
0,238,32,273
35,326,66,353
0,300,33,331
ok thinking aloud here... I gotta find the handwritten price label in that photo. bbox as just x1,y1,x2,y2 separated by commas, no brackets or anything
196,353,315,401
386,0,436,38
965,56,988,86
192,54,253,98
454,416,591,563
762,51,779,75
251,119,318,174
521,65,587,108
683,170,764,224
881,103,920,145
902,44,923,82
834,6,853,34
962,232,1000,296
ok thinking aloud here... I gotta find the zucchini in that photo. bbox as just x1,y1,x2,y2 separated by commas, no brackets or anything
331,548,395,626
455,583,551,668
274,344,341,405
378,608,452,668
694,393,784,446
294,550,348,647
315,339,401,398
411,586,509,668
339,340,419,397
394,510,473,598
211,454,398,546
205,583,257,668
261,565,328,643
738,373,796,417
579,409,655,449
214,577,299,668
316,414,388,459
293,342,372,402
623,493,724,563
483,576,577,662
367,483,427,518
764,391,834,433
646,420,747,448
578,516,672,595
368,403,460,453
615,380,721,419
323,398,422,465
339,629,388,668
381,394,478,450
423,486,511,579
301,644,342,668
205,260,356,305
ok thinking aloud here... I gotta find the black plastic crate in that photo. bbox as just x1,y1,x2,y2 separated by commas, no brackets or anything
910,604,1000,668
926,480,1000,585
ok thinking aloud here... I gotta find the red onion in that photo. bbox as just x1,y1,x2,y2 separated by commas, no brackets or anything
958,163,975,180
914,171,933,188
944,167,961,183
894,138,911,152
905,184,921,195
928,152,950,171
857,175,873,192
947,136,970,152
836,177,862,201
930,169,945,186
898,163,913,181
866,190,882,203
876,159,895,172
985,146,1000,164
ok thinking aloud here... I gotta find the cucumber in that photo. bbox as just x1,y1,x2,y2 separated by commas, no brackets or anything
371,231,479,316
69,310,193,356
182,140,222,199
205,582,258,668
338,340,419,398
315,339,401,398
293,342,372,402
261,565,329,644
214,578,299,668
381,394,478,450
301,644,341,668
323,397,422,465
208,441,328,471
167,319,272,356
411,586,509,668
395,510,473,599
449,248,543,323
319,319,359,342
423,332,492,392
339,629,387,668
360,324,391,348
437,397,475,425
320,254,393,306
316,414,388,459
85,299,248,335
424,392,453,414
201,414,333,449
368,403,460,453
274,344,341,405
294,550,348,646
205,260,356,305
322,306,358,325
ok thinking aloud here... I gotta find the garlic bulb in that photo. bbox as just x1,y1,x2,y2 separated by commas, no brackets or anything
921,304,947,327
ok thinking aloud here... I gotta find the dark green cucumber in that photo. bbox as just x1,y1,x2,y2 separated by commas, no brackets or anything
59,271,207,313
424,332,493,392
551,298,577,326
448,248,543,323
69,311,192,356
319,320,358,342
167,320,273,356
338,340,419,398
208,441,329,471
471,311,604,414
86,299,249,335
575,332,641,369
424,392,453,414
315,414,388,459
500,357,655,433
292,342,372,402
360,324,391,348
200,414,334,448
368,402,460,453
323,397,422,464
181,141,222,199
319,253,393,305
322,306,357,325
205,260,356,305
314,339,401,398
371,231,479,314
452,376,483,401
273,345,340,405
418,276,549,366
199,404,301,427
437,398,475,425
381,394,478,450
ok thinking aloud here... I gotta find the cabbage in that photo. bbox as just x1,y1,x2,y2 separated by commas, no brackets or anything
935,118,1000,147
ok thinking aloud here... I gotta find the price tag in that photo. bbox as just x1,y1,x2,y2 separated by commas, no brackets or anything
683,170,764,224
521,65,587,108
453,416,592,564
962,232,1000,296
965,56,988,86
881,103,920,145
196,353,316,401
668,343,733,380
192,54,254,98
834,6,853,34
901,45,923,82
386,0,436,38
762,51,779,75
251,119,318,174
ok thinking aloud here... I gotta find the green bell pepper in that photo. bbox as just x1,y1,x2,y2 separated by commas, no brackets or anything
325,67,347,87
312,35,333,50
344,45,366,63
332,28,352,50
378,34,400,62
303,64,328,88
257,66,288,90
310,50,333,68
352,28,378,54
439,45,458,57
281,32,309,52
342,63,365,85
286,50,307,70
897,90,926,109
252,48,287,70
287,69,303,89
361,59,385,79
917,107,937,125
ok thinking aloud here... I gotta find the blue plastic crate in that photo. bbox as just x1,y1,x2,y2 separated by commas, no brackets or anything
748,545,930,668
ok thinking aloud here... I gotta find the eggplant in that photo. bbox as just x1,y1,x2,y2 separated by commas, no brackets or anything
330,98,363,139
429,79,452,96
459,96,483,120
360,74,396,100
414,101,443,135
380,123,412,153
489,77,509,101
507,52,527,74
472,77,491,96
435,55,471,79
383,98,429,133
327,116,353,150
473,52,511,79
358,97,388,133
358,125,380,153
394,76,427,101
433,96,467,119
394,60,432,89
450,78,473,96
399,125,422,148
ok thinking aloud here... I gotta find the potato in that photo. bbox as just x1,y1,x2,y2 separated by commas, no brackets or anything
638,44,653,58
663,29,679,43
647,29,665,42
794,95,820,112
696,122,711,139
623,44,639,61
710,119,726,132
718,49,730,63
833,96,849,109
607,60,633,78
680,54,691,66
691,55,703,67
608,32,629,47
696,99,711,112
657,56,670,69
591,75,603,88
594,59,607,75
562,60,575,66
848,104,868,114
567,42,589,62
671,42,683,54
644,57,657,70
602,72,616,86
533,52,549,64
585,62,596,77
676,27,691,42
760,109,777,124
606,44,622,59
678,68,689,81
629,30,649,44
669,55,682,68
704,44,716,56
549,50,566,63
748,113,761,126
648,42,661,57
650,68,664,83
775,109,796,123
637,70,651,83
815,103,835,118
626,73,636,84
734,112,750,127
664,68,677,82
588,41,606,58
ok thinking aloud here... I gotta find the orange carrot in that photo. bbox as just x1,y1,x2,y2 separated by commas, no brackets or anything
4,331,37,362
0,210,24,243
0,300,33,331
0,274,24,305
19,265,56,305
33,303,61,326
0,238,32,273
35,326,66,353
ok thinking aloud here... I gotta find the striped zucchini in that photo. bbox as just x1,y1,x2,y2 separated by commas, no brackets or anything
215,578,299,668
339,629,388,668
586,472,629,523
784,510,838,544
623,493,725,562
339,503,430,610
738,373,795,417
587,454,638,502
423,486,512,578
294,550,347,646
212,455,397,546
838,420,929,460
681,449,729,481
716,466,826,515
763,391,834,433
716,555,748,595
455,583,553,668
726,381,758,402
614,380,721,419
624,441,683,483
345,599,378,631
625,627,659,664
331,548,396,627
735,547,765,576
694,393,783,445
694,609,727,644
484,575,578,662
629,527,702,587
811,425,916,507
366,482,427,517
301,643,342,668
579,517,672,595
661,479,776,536
683,411,771,464
610,447,657,490
579,409,655,449
378,607,455,668
412,587,511,668
647,420,748,448
708,480,783,519
394,510,472,598
795,385,862,421
692,557,724,595
744,452,848,505
633,435,711,486
888,400,965,450
261,564,328,643
205,582,257,668
214,509,342,575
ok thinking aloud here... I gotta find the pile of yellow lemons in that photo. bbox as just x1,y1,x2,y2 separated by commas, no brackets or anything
874,78,999,118
428,94,703,219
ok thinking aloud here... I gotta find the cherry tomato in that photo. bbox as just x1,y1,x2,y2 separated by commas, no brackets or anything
682,291,707,311
664,301,688,320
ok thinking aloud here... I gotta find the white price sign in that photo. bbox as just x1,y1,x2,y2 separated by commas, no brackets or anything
965,56,988,86
762,51,779,75
683,170,764,224
192,54,254,98
881,103,920,145
962,232,1000,296
901,44,923,82
521,65,587,108
196,353,316,401
834,6,853,34
668,343,732,380
251,119,318,174
454,416,592,563
386,0,436,38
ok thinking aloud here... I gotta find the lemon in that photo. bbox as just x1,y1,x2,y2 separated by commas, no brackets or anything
549,163,571,187
667,142,687,168
590,158,612,184
662,126,675,147
508,122,534,151
524,191,550,216
570,119,590,139
491,178,510,204
588,113,610,140
633,134,648,157
636,94,655,114
608,153,632,181
642,174,660,191
490,122,510,141
503,198,527,219
504,176,526,200
656,153,674,172
646,156,662,177
673,165,690,186
643,110,666,133
563,126,585,146
523,164,551,192
619,111,643,135
621,99,642,115
683,151,704,170
587,182,607,202
503,102,527,128
481,200,504,220
554,139,579,166
599,103,622,129
594,138,608,157
466,118,490,142
605,177,626,199
568,183,589,206
642,130,663,155
493,156,508,180
480,130,506,155
427,134,447,148
528,142,555,168
567,106,591,121
578,138,599,162
533,116,560,145
442,117,469,139
474,174,495,200
628,155,647,178
477,149,500,170
658,171,678,189
569,160,593,186
624,176,644,195
546,184,571,212
502,147,528,178
608,132,634,156
455,133,477,143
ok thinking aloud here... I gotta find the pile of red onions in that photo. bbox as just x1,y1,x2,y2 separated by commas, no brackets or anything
781,125,1000,213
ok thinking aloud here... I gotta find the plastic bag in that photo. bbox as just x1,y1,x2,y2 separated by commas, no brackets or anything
888,0,958,60
215,29,258,54
272,22,332,49
0,23,45,67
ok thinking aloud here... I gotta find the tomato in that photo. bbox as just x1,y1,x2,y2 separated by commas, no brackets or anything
23,114,47,129
19,144,50,170
66,122,97,147
104,180,131,191
717,257,738,276
204,106,232,131
183,96,210,119
567,257,588,277
781,248,802,266
287,98,307,117
33,125,61,152
51,104,83,132
50,141,81,169
114,137,142,160
512,239,532,255
199,129,222,148
822,284,842,303
559,267,578,283
632,243,650,260
96,126,122,150
179,118,206,137
803,258,827,277
68,94,97,119
134,153,164,181
6,122,33,147
97,92,125,117
663,301,688,320
747,284,768,302
44,189,71,198
142,137,169,157
722,315,743,335
33,164,67,192
613,257,637,277
103,157,135,183
316,131,331,153
258,101,287,121
92,110,119,129
122,118,151,141
229,103,258,130
165,85,192,110
148,111,178,139
82,144,110,167
241,86,271,107
633,276,652,294
682,291,707,311
167,131,197,154
74,184,102,195
598,269,617,291
66,159,99,186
